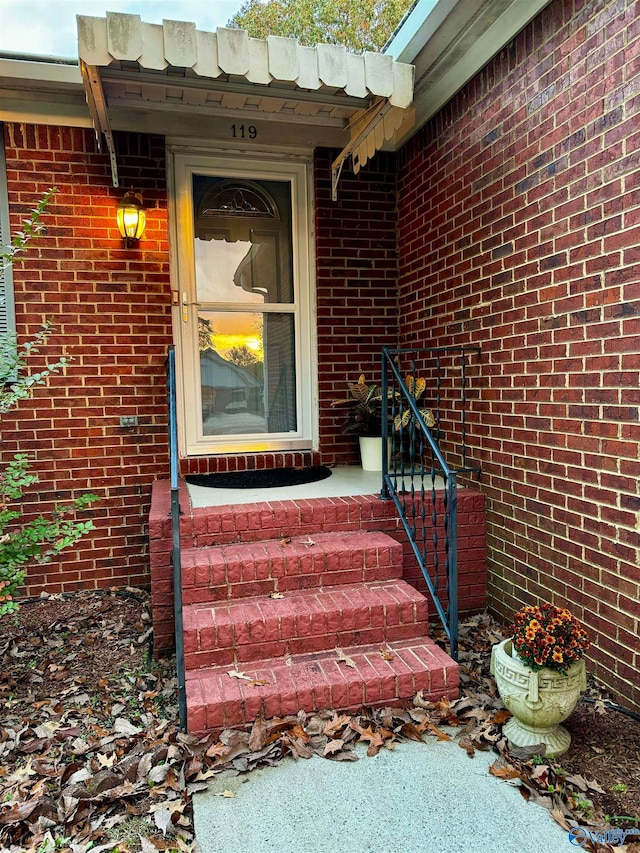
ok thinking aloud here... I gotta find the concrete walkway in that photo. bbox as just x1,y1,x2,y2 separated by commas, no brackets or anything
193,734,572,853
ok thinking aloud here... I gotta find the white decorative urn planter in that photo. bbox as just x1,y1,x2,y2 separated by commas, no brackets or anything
490,638,586,756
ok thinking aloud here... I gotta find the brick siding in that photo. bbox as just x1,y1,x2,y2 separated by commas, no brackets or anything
1,125,172,593
314,148,400,465
396,0,640,709
1,130,401,591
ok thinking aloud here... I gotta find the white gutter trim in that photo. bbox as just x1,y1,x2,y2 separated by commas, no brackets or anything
384,0,454,62
0,57,82,86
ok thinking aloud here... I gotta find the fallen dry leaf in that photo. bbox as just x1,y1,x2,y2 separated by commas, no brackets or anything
550,808,571,830
399,723,425,743
426,723,452,742
291,725,310,742
114,718,142,737
349,720,394,757
227,669,253,681
281,732,314,760
379,647,394,661
96,751,117,768
586,777,606,794
489,760,521,780
323,739,345,756
489,709,511,725
7,757,37,784
336,649,356,669
457,736,475,757
153,807,173,836
214,790,236,798
530,763,550,784
323,712,352,737
193,768,220,781
269,592,285,600
248,712,267,752
34,720,61,739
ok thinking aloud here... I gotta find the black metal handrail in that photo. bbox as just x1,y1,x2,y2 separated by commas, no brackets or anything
381,345,481,660
166,347,186,730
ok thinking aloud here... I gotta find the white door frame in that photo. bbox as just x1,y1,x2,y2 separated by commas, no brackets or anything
167,147,317,457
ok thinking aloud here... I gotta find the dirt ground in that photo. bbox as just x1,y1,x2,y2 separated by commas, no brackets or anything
0,590,638,852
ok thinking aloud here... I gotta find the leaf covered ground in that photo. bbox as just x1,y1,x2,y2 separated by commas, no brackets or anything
0,591,638,852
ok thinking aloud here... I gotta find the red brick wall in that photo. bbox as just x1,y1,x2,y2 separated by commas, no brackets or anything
1,129,401,592
397,0,640,709
314,149,399,465
1,125,172,593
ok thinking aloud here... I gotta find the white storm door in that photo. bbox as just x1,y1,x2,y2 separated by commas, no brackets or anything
172,153,315,455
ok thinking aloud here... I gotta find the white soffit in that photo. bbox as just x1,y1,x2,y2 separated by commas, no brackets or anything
77,13,415,190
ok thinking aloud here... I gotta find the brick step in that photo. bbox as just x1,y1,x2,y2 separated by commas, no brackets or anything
171,491,402,549
181,531,403,605
183,580,429,671
185,637,458,733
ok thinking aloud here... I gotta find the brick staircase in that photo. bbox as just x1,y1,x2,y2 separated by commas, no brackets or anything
181,529,457,733
149,481,487,734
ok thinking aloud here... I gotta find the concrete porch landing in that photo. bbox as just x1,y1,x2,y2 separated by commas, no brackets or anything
186,465,443,508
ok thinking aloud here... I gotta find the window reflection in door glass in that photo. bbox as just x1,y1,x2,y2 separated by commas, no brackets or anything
199,311,296,435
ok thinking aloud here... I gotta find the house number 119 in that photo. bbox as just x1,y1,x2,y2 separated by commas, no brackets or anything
231,124,257,139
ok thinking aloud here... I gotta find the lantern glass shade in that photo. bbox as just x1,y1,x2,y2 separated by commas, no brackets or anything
116,192,146,241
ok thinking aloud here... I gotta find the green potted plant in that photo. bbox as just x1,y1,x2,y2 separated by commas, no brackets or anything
330,374,383,436
331,374,436,471
330,375,386,470
490,603,590,755
393,375,435,431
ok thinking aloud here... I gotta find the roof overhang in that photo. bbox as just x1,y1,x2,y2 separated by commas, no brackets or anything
385,0,553,146
0,1,558,183
76,13,415,193
0,56,90,128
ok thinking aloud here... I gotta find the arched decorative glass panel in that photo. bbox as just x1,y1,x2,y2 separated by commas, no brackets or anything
197,180,278,219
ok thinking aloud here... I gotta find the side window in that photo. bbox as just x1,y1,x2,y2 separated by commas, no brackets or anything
0,123,16,340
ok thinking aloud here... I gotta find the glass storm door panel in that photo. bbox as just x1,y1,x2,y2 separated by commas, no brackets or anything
199,311,297,436
173,154,314,456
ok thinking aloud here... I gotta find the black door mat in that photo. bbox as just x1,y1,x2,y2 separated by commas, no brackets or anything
185,466,333,490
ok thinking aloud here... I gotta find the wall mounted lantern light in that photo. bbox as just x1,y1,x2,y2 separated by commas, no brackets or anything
116,191,146,246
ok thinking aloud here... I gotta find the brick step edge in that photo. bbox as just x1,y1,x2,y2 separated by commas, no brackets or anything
183,580,429,670
185,638,458,733
180,530,403,604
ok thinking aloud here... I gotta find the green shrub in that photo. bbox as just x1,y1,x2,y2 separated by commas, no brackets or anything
1,188,98,615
